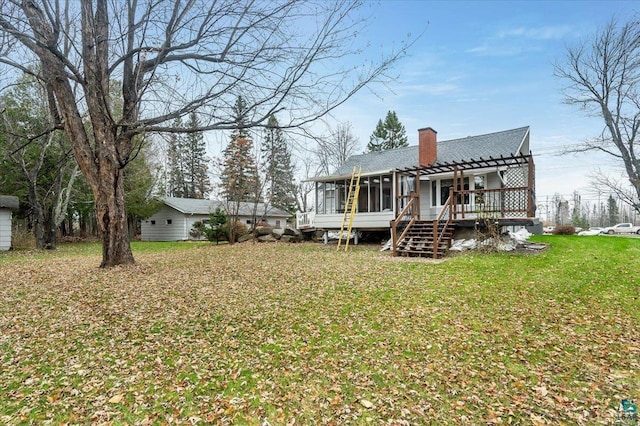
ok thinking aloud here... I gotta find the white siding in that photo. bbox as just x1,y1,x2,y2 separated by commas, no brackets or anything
141,204,290,241
0,209,12,250
141,205,190,241
313,212,394,230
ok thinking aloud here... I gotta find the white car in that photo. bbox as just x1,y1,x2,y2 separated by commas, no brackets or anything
577,227,603,236
601,223,640,235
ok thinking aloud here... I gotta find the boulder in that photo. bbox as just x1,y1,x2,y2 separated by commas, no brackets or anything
254,225,273,236
237,234,254,243
283,227,301,237
257,234,277,243
280,234,301,243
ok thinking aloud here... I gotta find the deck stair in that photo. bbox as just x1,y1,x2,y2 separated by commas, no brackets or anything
396,220,455,258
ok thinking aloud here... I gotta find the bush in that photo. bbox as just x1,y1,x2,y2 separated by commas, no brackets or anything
190,221,206,239
552,225,576,235
225,220,248,243
11,227,35,249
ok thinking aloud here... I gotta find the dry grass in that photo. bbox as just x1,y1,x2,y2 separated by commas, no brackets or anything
0,238,638,425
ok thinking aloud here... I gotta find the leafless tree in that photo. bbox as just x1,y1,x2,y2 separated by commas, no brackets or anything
555,16,640,214
294,154,317,213
316,121,360,176
0,0,412,267
588,169,639,213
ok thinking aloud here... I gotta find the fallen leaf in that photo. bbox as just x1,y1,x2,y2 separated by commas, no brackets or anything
360,399,374,409
108,394,124,404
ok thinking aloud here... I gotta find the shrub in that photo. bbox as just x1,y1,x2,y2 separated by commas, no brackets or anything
190,221,206,239
11,227,35,249
225,220,248,243
552,225,575,235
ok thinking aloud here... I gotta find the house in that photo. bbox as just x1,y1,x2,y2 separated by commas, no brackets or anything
299,126,537,257
141,197,291,241
0,195,19,251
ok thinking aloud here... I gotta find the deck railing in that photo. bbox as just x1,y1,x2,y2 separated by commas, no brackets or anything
432,192,454,258
391,186,535,257
295,211,315,229
450,186,534,219
391,193,418,256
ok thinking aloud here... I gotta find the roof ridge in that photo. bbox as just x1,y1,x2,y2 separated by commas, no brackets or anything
440,126,529,144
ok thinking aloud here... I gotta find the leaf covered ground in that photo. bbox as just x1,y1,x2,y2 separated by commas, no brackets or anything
0,237,638,425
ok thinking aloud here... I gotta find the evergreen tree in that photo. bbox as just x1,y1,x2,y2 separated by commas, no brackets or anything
184,112,210,198
367,118,387,152
232,96,249,139
607,194,619,225
124,138,163,237
220,97,259,200
167,117,186,197
166,114,210,198
220,96,260,242
261,115,297,214
367,110,408,152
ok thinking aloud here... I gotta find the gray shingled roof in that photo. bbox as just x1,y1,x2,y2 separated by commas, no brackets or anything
0,195,19,209
319,126,530,180
162,197,290,217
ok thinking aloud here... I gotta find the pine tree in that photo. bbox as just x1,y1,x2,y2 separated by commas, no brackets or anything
220,96,259,204
184,112,210,198
261,115,297,214
367,118,387,152
367,110,408,152
167,117,186,197
166,114,210,198
607,194,619,226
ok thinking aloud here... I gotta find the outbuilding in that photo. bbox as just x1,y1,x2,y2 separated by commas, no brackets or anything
141,197,291,242
0,195,19,251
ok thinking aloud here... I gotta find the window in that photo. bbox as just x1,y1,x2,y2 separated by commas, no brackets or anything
150,220,156,225
325,182,335,214
246,220,252,225
358,179,369,213
369,177,381,212
474,175,486,205
431,178,472,206
336,180,347,213
432,179,453,206
166,219,172,225
382,176,392,211
275,220,281,229
316,182,325,214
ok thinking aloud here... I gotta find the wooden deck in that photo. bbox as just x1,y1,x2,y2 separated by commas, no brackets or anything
391,154,536,258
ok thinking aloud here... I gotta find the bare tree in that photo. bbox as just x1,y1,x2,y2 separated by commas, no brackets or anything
316,121,360,176
295,154,318,214
555,16,640,214
0,1,411,267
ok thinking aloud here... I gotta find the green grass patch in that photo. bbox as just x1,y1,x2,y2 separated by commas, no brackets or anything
0,236,638,424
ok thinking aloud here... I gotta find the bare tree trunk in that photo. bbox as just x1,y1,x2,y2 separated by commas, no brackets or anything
29,187,46,250
94,163,134,268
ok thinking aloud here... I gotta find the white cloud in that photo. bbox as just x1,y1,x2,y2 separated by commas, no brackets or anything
497,25,573,40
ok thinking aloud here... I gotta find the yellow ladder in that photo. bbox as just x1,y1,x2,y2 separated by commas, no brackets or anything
337,166,362,251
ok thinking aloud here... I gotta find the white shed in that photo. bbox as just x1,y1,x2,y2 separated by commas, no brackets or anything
0,195,19,251
141,197,291,242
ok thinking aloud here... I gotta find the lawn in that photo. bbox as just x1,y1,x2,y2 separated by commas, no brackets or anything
0,236,638,425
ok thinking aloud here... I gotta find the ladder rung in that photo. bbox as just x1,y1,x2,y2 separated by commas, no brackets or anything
337,165,362,251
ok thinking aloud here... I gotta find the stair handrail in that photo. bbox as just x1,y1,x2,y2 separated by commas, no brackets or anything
433,191,454,258
391,193,417,256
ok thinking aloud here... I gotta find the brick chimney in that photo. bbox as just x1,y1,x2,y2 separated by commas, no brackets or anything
418,127,437,167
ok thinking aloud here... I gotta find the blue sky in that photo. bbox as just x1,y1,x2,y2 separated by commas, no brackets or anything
324,0,638,212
